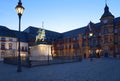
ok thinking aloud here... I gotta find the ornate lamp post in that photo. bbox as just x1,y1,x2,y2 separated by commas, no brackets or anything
89,32,93,61
15,0,25,72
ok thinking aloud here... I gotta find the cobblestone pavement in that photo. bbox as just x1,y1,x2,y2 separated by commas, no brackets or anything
0,58,120,81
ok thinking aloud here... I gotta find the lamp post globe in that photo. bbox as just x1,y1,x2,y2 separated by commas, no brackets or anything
89,33,93,37
15,0,25,72
15,0,24,15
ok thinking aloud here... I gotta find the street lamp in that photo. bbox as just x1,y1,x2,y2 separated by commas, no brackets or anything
89,32,93,61
15,0,25,72
89,32,93,37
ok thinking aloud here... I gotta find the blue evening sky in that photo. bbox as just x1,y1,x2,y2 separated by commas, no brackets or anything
0,0,120,33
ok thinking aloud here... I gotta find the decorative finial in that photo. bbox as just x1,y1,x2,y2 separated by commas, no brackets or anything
19,0,21,3
18,0,22,5
42,21,44,28
105,0,107,5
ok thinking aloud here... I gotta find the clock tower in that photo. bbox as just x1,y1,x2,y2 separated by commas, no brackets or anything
100,4,114,24
100,4,115,57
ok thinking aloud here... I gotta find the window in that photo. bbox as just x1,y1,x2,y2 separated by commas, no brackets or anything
1,51,5,58
72,36,79,41
64,39,67,43
114,29,118,34
93,40,97,46
98,33,101,36
83,36,86,39
1,43,5,50
60,46,64,50
67,44,69,49
104,36,108,43
1,37,6,41
25,47,28,51
69,45,71,49
77,37,79,40
67,38,69,42
104,29,108,34
9,43,12,49
9,38,13,41
83,42,86,46
93,34,96,37
73,43,79,48
73,37,75,41
21,46,24,51
114,37,118,43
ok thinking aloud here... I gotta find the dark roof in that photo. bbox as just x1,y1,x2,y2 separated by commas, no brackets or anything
62,22,101,37
100,5,114,19
114,17,120,25
13,30,28,42
0,25,28,42
62,27,86,37
0,25,16,37
23,26,61,40
0,16,120,43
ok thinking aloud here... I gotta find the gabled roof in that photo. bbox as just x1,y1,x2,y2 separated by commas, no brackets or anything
85,21,95,32
13,30,28,42
0,25,16,37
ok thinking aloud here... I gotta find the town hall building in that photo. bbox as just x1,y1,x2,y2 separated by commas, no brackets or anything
0,4,120,61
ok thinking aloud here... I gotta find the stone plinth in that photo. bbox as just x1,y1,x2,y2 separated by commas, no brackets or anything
30,44,52,61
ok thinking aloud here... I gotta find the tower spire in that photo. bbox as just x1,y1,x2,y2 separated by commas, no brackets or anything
100,0,114,20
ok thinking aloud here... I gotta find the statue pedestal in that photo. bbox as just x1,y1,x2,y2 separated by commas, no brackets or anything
30,44,52,61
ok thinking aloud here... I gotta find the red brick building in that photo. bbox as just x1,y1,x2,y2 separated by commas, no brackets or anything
52,4,120,58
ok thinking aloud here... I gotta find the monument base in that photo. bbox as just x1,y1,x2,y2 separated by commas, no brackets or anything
30,44,52,61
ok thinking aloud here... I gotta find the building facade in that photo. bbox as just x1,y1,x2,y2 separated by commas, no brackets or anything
0,4,120,61
52,4,120,58
0,26,28,61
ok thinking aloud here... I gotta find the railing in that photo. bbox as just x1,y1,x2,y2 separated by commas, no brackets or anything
4,56,82,67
